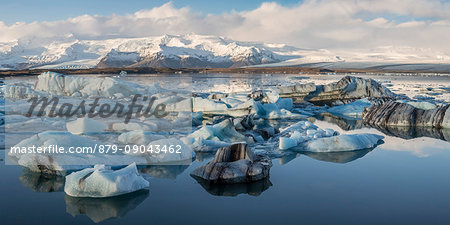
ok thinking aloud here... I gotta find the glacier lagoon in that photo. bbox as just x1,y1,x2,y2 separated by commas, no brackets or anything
1,73,450,224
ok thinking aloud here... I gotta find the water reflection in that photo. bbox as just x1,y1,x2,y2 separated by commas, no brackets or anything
65,190,149,223
302,149,373,164
139,165,189,179
317,113,450,142
19,170,65,192
367,125,450,142
279,153,300,165
315,113,364,131
193,177,272,197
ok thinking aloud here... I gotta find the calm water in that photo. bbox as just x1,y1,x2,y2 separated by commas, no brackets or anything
1,74,450,225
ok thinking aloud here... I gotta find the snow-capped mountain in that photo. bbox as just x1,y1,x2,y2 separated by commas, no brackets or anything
1,34,450,71
0,34,283,70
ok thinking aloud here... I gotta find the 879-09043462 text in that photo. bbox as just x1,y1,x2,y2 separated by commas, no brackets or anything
9,144,183,155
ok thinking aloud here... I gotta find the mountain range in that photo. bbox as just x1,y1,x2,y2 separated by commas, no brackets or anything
1,34,450,71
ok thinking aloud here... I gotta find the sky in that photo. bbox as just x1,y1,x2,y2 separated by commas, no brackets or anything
1,0,450,53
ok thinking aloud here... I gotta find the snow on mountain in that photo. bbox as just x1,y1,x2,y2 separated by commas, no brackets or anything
1,34,450,70
0,34,282,70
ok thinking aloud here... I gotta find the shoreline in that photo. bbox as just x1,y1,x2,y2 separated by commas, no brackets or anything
1,66,449,77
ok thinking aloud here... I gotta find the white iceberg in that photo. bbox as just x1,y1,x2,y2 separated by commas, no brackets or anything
64,163,149,198
66,117,106,134
279,137,298,150
278,121,339,150
255,102,305,119
192,97,228,113
304,133,384,152
188,119,253,144
3,84,47,99
9,131,148,174
118,130,165,145
34,71,162,98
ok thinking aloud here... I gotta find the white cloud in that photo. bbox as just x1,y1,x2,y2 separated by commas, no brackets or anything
1,1,450,54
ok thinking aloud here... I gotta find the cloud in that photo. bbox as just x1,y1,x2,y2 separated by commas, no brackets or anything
1,1,450,54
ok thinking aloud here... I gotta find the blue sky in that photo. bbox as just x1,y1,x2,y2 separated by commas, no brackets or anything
1,0,450,52
0,0,301,24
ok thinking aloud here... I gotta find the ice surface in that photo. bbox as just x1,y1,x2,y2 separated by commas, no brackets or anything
66,117,106,134
34,71,162,98
118,130,165,145
277,121,339,150
327,98,373,118
406,101,437,110
64,163,149,198
304,134,384,152
188,119,253,145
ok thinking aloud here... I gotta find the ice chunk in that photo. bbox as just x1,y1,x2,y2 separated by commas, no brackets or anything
181,137,231,152
275,98,293,110
327,98,372,118
304,133,384,152
3,84,47,99
192,97,228,113
9,131,148,174
254,102,306,119
64,163,149,198
34,71,162,98
124,138,194,164
118,130,165,145
191,143,272,184
279,137,297,150
188,119,252,144
66,117,106,134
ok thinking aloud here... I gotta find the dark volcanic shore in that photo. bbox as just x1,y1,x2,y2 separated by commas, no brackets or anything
1,66,449,77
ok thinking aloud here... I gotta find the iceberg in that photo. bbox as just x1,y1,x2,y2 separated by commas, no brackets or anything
64,163,149,198
3,84,47,99
188,119,253,144
190,143,272,184
118,130,165,145
363,101,450,128
66,117,106,135
34,71,162,98
9,131,148,174
277,121,339,150
304,133,384,152
327,98,373,118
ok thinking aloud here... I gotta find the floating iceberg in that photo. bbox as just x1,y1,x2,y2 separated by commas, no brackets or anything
304,133,384,152
363,101,450,128
327,98,372,118
9,131,148,174
3,84,47,99
188,119,253,145
191,143,272,184
34,71,162,98
278,121,339,150
118,130,165,145
64,163,149,198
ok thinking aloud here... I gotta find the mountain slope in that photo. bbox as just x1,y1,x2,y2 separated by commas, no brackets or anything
0,34,282,70
1,34,450,71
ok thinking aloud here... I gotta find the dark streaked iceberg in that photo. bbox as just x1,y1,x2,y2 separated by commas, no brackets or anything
190,143,272,184
362,101,450,128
